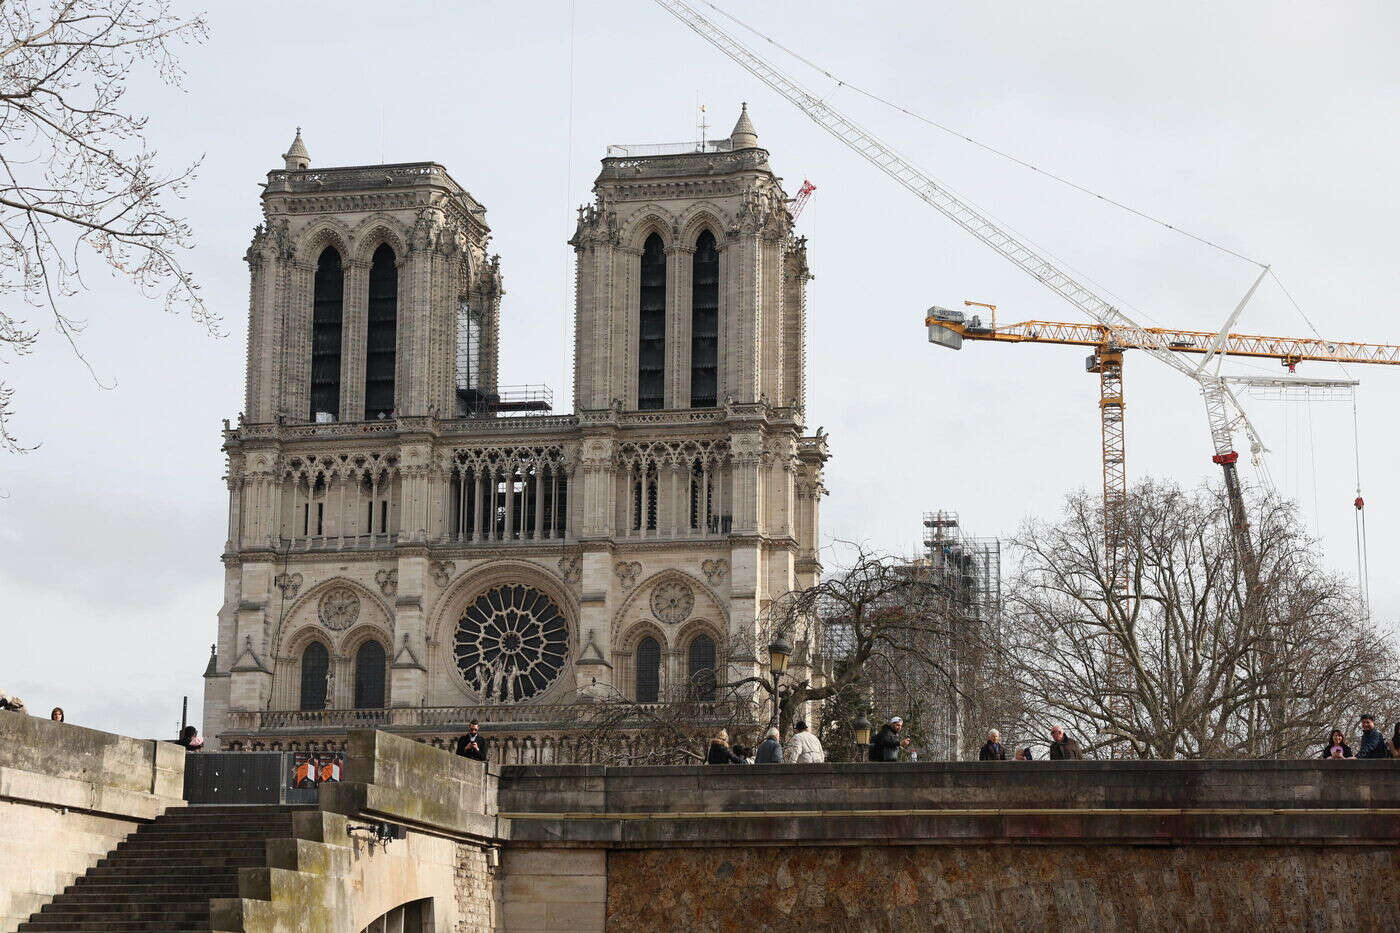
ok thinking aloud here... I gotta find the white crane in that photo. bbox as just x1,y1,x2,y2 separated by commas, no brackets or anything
650,0,1353,590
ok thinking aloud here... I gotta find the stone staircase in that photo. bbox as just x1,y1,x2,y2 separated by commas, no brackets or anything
17,805,309,932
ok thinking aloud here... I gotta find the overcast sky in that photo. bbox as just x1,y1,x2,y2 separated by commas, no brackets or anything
4,0,1398,739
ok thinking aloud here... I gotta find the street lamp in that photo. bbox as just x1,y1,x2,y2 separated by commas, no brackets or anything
852,709,872,747
767,635,792,676
766,635,792,727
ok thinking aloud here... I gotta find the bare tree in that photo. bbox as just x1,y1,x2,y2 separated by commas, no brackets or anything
0,0,211,450
571,546,985,764
738,544,983,759
1002,480,1399,758
572,681,752,765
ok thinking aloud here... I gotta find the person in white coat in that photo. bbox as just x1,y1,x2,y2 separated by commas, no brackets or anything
786,720,825,763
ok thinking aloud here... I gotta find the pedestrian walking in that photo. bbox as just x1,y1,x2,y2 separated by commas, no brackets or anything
755,727,784,763
871,716,910,762
706,729,745,764
786,720,825,763
978,729,1008,761
1048,726,1084,760
455,720,489,762
1320,728,1353,760
1356,715,1389,759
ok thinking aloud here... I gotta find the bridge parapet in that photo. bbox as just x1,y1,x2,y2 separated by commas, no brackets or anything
497,759,1400,847
320,728,503,843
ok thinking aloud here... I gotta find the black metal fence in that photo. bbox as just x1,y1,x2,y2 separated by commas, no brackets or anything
183,752,327,805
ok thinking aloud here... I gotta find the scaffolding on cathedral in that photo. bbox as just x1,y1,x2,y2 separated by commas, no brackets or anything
913,511,1002,761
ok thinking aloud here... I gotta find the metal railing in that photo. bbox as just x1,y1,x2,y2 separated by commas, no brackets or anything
606,139,735,157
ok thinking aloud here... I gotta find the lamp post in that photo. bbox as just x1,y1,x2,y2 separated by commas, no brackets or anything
766,635,792,728
852,709,872,762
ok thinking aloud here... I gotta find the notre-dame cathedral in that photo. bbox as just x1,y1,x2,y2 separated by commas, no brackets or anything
203,107,829,761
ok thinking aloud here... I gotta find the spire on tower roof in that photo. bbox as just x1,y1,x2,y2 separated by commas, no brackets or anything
282,127,310,171
729,102,758,149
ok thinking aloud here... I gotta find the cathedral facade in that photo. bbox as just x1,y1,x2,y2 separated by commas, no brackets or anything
204,108,829,760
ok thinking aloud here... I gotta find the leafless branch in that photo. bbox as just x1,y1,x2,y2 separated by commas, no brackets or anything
0,0,214,451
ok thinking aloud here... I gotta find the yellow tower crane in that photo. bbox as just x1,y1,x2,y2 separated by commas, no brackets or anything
926,305,1400,584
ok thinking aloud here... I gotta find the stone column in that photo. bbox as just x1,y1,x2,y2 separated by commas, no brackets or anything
285,260,313,422
761,233,784,402
668,245,694,409
397,443,433,544
726,228,762,404
728,432,763,535
341,258,369,421
229,561,274,713
577,436,615,539
577,549,615,695
391,554,429,707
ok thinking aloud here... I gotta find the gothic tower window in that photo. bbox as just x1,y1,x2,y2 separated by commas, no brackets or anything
353,640,386,709
637,233,666,410
310,247,343,421
299,641,330,710
636,636,661,703
365,244,398,420
690,230,719,408
687,634,717,701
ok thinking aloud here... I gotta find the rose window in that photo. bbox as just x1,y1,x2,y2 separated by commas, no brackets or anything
454,584,569,702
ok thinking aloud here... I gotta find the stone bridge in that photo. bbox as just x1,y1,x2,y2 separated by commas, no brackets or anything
4,715,1399,931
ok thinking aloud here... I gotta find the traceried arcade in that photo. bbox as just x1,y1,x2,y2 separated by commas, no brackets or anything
453,585,569,702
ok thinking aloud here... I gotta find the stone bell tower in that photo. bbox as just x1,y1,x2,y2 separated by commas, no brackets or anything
567,104,827,698
242,129,503,427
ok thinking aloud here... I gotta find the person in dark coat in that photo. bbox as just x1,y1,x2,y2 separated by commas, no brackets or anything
176,726,204,751
706,729,745,764
755,727,784,764
1320,728,1354,760
871,717,909,762
1356,715,1389,759
1048,726,1084,760
978,729,1008,761
455,720,489,762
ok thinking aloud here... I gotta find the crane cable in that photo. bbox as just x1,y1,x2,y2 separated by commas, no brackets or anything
694,0,1266,269
561,0,578,408
691,0,1380,610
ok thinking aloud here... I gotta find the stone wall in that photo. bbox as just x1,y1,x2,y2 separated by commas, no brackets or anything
0,715,185,931
496,759,1400,932
453,845,499,933
607,845,1400,931
497,850,605,932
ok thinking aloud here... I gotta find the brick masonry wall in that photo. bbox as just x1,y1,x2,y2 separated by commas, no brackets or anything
607,845,1400,931
453,843,499,932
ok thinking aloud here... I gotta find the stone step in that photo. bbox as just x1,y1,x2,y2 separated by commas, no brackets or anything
20,804,310,931
33,905,210,921
110,839,273,855
65,880,238,896
83,859,263,878
52,888,236,904
120,829,287,842
19,920,204,932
